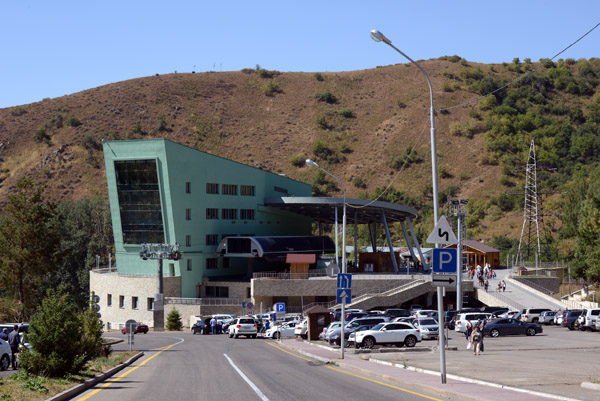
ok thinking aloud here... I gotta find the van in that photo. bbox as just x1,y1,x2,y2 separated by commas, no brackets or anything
454,313,492,333
520,308,552,323
580,308,600,331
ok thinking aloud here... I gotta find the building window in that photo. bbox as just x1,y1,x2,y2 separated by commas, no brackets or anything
186,235,191,247
274,186,288,194
206,258,218,269
186,208,191,220
186,182,191,193
206,234,219,246
206,183,219,194
206,208,219,219
222,209,237,220
187,259,192,271
206,286,229,297
147,298,154,311
247,287,251,298
223,258,230,269
169,263,175,276
114,159,164,244
119,295,125,309
107,294,112,307
132,296,138,310
240,209,255,220
241,185,255,196
222,184,237,195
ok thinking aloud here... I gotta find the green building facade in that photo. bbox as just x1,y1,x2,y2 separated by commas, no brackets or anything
103,139,312,298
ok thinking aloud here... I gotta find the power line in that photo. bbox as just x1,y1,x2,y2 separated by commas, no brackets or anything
438,20,600,113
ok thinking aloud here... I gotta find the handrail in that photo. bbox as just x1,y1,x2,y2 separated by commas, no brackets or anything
478,289,525,311
253,271,327,279
165,297,243,306
512,277,557,296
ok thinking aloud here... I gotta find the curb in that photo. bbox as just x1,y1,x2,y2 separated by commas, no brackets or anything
581,382,600,391
46,352,144,401
281,340,580,401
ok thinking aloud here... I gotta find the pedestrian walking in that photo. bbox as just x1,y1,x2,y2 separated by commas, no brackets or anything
210,317,217,335
465,319,472,340
8,325,20,369
484,278,489,292
502,280,506,292
470,326,483,355
0,328,7,341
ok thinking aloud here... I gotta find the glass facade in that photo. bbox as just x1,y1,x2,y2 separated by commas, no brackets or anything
115,160,164,244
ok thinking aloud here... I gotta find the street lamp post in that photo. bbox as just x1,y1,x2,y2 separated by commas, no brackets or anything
306,159,347,359
140,243,183,331
370,29,446,383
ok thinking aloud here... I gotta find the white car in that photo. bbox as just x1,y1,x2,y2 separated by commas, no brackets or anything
413,309,437,318
353,321,422,349
320,321,341,341
413,318,439,340
228,317,258,339
454,313,493,333
0,339,11,370
265,321,298,339
294,319,308,339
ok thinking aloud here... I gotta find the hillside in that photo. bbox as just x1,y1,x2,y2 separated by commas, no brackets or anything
0,57,598,246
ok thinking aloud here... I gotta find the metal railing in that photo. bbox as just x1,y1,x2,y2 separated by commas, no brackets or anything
479,289,525,311
252,271,328,280
513,277,557,296
165,297,243,306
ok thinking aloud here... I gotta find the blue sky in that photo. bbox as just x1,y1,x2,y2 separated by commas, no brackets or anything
1,1,599,108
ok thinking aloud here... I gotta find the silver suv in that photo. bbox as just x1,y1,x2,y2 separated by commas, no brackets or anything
228,317,258,338
521,308,552,323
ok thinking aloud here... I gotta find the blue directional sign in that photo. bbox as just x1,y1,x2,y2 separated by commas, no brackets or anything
274,302,285,313
432,248,458,273
337,273,352,289
337,289,352,304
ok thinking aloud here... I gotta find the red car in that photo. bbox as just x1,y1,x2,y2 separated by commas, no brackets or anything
121,324,149,334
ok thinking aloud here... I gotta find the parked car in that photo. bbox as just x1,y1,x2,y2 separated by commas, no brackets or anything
555,310,567,325
228,317,258,338
454,313,492,333
0,339,10,371
221,318,236,333
328,318,387,345
121,323,149,334
482,306,510,315
483,318,543,337
345,311,368,321
561,310,583,330
384,309,411,318
191,319,210,335
413,318,439,340
499,310,522,320
353,321,422,349
265,321,298,339
320,321,341,341
413,309,437,318
538,311,558,325
521,308,552,323
294,319,308,339
579,308,600,331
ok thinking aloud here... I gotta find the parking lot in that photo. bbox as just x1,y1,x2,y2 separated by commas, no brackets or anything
348,324,600,401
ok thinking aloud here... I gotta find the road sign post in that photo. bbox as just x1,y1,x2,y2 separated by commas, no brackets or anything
432,274,457,287
337,273,352,359
432,248,457,274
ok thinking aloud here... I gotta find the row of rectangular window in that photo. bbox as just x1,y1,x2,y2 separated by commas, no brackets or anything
205,208,255,220
184,258,228,270
107,294,153,310
205,234,254,246
204,183,255,196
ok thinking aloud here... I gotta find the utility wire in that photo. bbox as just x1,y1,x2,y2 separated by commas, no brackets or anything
438,20,600,113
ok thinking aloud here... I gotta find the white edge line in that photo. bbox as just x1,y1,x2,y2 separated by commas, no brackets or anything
224,354,270,401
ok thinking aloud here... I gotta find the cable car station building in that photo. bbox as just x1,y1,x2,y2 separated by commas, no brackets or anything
91,139,451,330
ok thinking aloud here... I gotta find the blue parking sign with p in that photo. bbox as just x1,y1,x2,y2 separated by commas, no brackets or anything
432,248,457,273
275,302,285,313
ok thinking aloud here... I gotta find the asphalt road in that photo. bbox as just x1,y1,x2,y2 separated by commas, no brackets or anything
74,332,461,401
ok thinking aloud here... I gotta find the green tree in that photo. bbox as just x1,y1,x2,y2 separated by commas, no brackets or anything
41,198,113,309
0,178,61,319
19,287,86,377
166,309,183,331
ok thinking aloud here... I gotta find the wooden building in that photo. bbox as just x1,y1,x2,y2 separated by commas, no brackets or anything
445,240,501,269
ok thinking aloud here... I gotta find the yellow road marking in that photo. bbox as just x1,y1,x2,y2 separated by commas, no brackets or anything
266,342,442,401
76,342,178,401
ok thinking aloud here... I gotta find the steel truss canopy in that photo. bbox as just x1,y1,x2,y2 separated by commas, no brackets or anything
264,197,418,224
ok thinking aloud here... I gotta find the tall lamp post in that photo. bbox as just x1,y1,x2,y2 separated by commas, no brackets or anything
306,159,347,359
140,243,183,331
370,29,446,383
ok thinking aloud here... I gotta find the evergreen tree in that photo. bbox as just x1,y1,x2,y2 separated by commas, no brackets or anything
166,309,183,331
0,178,61,319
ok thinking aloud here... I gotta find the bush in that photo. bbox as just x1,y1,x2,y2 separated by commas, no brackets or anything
312,140,334,159
352,177,366,188
166,309,183,331
34,128,51,144
262,80,281,96
447,55,462,63
442,82,453,92
257,68,279,79
66,117,81,127
157,117,168,132
313,73,324,81
289,154,305,167
81,134,100,150
438,165,452,178
396,98,406,108
19,287,95,377
10,106,27,116
316,116,330,129
338,108,354,118
315,90,337,104
459,68,484,82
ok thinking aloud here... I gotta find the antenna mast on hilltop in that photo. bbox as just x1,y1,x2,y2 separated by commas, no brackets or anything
517,139,542,261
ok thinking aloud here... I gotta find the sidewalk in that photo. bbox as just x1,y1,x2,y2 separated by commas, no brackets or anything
277,338,582,401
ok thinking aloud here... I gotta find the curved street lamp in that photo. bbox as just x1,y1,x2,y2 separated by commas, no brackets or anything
306,159,347,358
370,29,446,383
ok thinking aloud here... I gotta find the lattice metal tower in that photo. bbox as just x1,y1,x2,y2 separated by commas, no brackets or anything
518,139,541,259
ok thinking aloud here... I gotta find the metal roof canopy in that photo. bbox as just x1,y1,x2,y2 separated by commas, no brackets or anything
264,197,418,224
